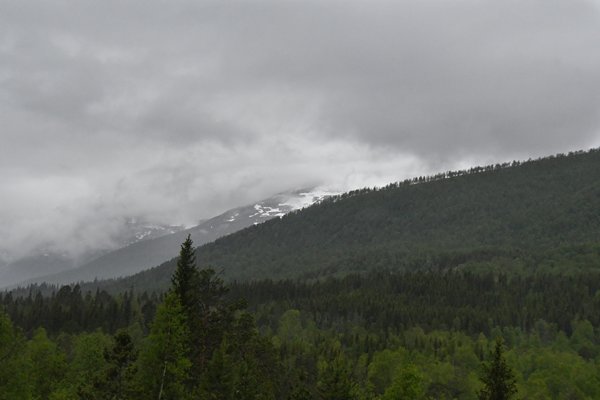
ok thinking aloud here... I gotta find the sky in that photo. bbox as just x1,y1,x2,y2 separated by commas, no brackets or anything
2,0,600,261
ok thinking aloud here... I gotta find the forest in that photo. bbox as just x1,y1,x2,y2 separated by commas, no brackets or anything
3,149,600,399
2,237,600,398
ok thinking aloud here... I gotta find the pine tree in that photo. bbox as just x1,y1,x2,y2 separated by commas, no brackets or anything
477,338,518,400
171,234,198,316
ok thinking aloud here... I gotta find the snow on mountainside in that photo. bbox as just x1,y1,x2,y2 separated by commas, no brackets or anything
221,188,337,225
121,218,186,245
12,187,339,287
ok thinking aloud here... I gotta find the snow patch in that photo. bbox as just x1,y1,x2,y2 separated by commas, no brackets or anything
278,188,340,211
249,204,286,218
226,212,240,222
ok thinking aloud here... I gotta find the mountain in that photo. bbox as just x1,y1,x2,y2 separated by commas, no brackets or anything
95,148,600,293
0,219,185,288
17,188,338,287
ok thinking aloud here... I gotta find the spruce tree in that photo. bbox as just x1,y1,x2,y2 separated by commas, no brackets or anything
171,234,198,316
477,337,518,400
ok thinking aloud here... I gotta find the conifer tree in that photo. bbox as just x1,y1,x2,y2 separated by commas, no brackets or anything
171,234,198,316
477,338,518,400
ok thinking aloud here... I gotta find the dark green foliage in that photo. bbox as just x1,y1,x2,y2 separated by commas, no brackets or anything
190,267,237,375
0,308,31,399
103,148,600,291
135,291,192,400
199,341,234,399
26,328,66,398
382,364,426,400
95,330,138,399
228,270,600,336
171,234,198,318
4,270,600,398
317,352,355,400
478,338,518,400
170,234,245,386
0,285,152,336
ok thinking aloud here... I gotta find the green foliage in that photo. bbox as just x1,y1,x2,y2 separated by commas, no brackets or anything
4,277,600,399
74,332,113,398
0,309,31,400
94,330,138,399
172,234,198,318
367,348,408,395
231,270,600,336
199,341,234,399
317,352,356,400
26,328,67,399
381,364,426,400
1,286,149,336
135,292,192,400
477,338,517,400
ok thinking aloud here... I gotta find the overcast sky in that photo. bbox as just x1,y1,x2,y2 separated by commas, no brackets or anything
2,0,600,260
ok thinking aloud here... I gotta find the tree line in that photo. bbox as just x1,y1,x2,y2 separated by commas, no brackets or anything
4,237,600,398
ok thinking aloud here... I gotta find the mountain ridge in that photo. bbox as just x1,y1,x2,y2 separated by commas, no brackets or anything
91,148,600,293
0,219,186,288
12,188,338,287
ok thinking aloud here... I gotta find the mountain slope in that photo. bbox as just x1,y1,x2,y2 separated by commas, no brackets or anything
22,188,337,286
99,149,600,292
0,219,184,288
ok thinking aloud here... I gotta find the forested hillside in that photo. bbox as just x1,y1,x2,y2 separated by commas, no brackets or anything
3,149,600,399
103,148,600,292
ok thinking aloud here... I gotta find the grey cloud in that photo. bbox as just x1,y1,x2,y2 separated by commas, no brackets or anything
1,0,600,263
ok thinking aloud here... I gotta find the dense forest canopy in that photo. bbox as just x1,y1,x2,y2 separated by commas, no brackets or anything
3,267,600,398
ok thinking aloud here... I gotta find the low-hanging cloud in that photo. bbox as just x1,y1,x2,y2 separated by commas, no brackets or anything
1,0,600,261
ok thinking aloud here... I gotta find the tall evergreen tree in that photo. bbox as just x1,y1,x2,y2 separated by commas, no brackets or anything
477,338,518,400
171,234,198,316
168,235,243,389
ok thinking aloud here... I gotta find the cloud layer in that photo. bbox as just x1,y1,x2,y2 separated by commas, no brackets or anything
2,0,600,260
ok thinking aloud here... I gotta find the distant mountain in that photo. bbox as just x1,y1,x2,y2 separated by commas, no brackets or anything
93,148,600,293
17,188,338,286
0,219,185,288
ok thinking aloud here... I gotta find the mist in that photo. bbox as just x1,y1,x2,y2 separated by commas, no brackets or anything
2,0,600,261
